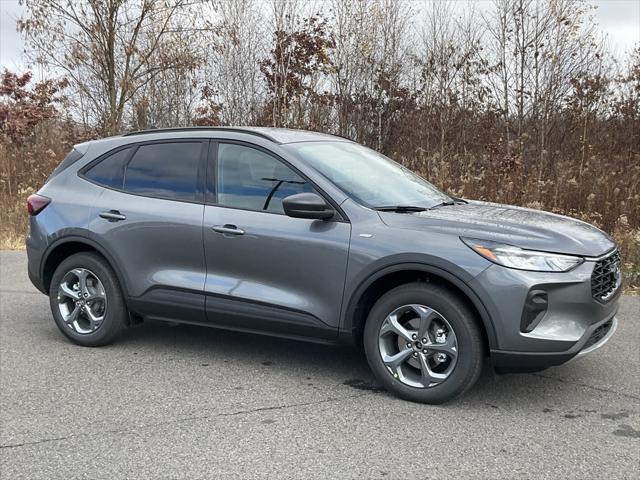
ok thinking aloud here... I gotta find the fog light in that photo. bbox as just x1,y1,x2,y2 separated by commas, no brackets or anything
521,290,548,333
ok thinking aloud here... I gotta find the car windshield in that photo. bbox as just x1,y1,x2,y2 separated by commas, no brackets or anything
283,141,451,209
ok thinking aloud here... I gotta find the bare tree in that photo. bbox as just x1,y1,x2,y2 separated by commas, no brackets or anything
330,0,412,147
416,1,486,159
261,1,334,127
485,0,601,160
200,0,266,125
18,0,200,134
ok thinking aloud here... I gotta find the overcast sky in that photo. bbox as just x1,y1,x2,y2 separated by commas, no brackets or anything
1,0,639,74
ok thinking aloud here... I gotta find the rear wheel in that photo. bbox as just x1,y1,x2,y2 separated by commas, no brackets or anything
49,252,127,346
363,282,483,404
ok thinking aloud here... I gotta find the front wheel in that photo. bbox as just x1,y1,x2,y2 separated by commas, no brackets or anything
363,282,484,404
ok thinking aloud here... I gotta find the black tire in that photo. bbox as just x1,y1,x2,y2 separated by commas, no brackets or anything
363,282,484,404
49,252,127,346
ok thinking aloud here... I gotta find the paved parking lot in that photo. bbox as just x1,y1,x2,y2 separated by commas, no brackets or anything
1,250,638,479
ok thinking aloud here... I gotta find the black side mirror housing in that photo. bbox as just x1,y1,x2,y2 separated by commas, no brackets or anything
283,193,335,220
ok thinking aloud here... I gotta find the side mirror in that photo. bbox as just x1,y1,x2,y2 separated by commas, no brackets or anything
283,193,335,220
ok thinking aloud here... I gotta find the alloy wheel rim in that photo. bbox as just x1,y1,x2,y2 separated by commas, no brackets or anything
378,304,458,388
57,268,107,334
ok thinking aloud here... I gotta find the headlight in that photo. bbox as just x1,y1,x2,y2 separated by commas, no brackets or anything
461,237,584,272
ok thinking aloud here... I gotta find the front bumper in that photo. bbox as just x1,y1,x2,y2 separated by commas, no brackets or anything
469,258,621,373
490,315,618,373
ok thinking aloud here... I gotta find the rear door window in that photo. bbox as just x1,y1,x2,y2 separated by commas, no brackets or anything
123,142,202,202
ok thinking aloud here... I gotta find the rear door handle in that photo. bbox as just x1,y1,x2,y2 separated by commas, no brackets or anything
99,210,126,221
212,224,245,236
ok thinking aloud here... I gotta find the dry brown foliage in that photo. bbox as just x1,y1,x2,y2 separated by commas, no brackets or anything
2,0,639,292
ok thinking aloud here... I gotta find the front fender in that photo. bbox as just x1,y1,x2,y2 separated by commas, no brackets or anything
339,254,497,349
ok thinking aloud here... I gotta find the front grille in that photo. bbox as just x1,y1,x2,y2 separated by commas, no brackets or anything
591,250,621,302
583,319,614,350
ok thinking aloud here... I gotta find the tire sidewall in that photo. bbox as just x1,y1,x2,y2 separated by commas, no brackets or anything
49,253,125,346
363,283,483,404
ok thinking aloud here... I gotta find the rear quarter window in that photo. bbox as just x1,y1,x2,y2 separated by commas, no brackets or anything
83,148,132,190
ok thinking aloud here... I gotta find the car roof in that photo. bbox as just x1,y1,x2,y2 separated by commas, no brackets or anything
119,126,348,145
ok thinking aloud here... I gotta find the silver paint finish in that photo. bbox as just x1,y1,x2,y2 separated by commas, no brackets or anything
89,188,206,298
468,261,619,352
26,127,621,369
574,317,618,358
203,205,351,330
380,200,615,257
26,161,104,290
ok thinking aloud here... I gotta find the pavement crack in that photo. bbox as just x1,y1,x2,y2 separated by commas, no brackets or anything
0,289,42,296
0,434,77,450
530,373,640,401
161,392,369,428
0,393,368,450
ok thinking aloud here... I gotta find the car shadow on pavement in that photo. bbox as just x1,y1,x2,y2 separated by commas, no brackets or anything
107,319,613,411
118,319,370,375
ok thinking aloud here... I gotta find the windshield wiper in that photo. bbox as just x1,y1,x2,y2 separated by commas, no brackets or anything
374,205,429,212
429,199,467,209
375,198,467,213
429,201,456,209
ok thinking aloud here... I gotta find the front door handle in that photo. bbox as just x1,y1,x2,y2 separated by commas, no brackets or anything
99,210,127,221
212,224,245,236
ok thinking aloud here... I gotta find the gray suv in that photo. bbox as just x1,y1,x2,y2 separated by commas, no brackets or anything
26,127,621,403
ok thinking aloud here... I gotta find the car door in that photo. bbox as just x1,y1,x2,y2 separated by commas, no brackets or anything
203,141,351,340
85,139,208,323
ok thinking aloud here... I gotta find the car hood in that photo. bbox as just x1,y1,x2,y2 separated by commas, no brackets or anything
378,200,615,257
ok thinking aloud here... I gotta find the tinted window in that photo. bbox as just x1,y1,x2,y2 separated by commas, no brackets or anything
216,143,313,214
84,148,131,189
124,142,201,201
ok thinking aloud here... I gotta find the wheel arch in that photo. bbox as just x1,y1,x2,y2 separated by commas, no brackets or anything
342,262,497,350
41,236,129,296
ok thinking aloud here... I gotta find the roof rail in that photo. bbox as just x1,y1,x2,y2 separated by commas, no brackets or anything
122,127,278,143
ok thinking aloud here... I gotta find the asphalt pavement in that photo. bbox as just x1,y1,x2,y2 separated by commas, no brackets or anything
1,250,638,479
